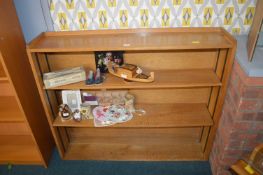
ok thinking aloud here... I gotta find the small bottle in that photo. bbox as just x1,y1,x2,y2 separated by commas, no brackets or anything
86,70,94,85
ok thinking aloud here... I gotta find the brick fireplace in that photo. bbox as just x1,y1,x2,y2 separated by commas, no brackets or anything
209,59,263,175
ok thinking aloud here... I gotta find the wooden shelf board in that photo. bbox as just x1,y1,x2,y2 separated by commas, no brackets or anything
45,69,221,90
28,28,232,52
0,77,8,81
64,140,204,160
53,103,213,127
0,135,41,162
0,62,6,78
0,96,25,122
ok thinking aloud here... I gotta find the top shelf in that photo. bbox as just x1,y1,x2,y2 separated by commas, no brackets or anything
27,28,235,52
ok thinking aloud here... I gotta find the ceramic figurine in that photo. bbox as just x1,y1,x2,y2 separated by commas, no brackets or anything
72,109,81,122
58,104,72,121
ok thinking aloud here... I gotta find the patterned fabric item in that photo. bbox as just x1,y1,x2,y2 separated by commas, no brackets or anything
49,0,257,34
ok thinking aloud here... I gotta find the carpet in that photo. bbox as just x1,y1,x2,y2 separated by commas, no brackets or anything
0,149,212,175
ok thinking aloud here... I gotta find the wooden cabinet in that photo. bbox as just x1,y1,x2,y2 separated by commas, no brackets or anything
27,28,236,160
0,0,54,167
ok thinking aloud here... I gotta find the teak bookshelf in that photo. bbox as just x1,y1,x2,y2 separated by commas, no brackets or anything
27,28,236,160
0,0,54,166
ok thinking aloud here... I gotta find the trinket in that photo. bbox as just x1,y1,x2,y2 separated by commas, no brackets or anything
94,68,103,84
93,105,133,127
125,93,135,113
85,69,104,85
107,61,154,83
86,70,94,85
72,109,81,122
58,104,72,121
80,104,92,119
83,92,98,105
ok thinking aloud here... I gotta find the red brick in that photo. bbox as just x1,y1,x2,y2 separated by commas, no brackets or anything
244,141,258,151
217,169,232,175
260,102,263,111
256,112,263,121
237,112,256,121
220,156,238,167
256,134,263,142
245,78,263,87
228,88,241,109
237,133,257,140
233,122,253,130
238,98,260,111
219,115,234,134
223,149,244,158
241,87,263,99
210,61,263,175
227,139,245,150
229,131,240,138
229,75,242,97
254,123,263,130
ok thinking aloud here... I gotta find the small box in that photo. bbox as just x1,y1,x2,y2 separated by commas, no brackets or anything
43,67,86,88
116,64,137,79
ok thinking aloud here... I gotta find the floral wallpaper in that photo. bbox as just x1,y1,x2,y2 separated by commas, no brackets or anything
49,0,257,34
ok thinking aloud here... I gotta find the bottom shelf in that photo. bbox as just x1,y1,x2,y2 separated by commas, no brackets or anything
64,142,204,161
0,135,41,164
63,133,205,160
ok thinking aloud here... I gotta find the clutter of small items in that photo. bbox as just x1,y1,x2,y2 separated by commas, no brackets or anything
43,51,151,127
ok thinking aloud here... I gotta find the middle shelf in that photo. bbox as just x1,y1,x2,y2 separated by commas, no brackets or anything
44,69,221,90
53,103,213,128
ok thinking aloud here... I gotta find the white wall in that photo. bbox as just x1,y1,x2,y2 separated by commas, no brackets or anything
13,0,53,43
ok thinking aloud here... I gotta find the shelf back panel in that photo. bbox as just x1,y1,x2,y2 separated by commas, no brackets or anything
45,50,218,72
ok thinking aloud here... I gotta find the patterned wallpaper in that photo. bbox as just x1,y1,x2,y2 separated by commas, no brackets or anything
49,0,257,34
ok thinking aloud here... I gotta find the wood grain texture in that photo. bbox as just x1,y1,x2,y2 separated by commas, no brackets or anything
0,122,30,135
0,53,6,78
204,46,237,159
53,103,213,127
129,88,211,104
64,141,204,160
0,135,41,164
27,28,233,52
45,69,221,90
0,0,54,166
0,96,24,122
68,127,202,143
46,50,218,71
0,81,16,96
27,27,236,161
27,51,66,160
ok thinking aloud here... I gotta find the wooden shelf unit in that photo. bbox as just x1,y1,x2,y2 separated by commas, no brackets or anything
0,0,54,166
27,28,236,161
